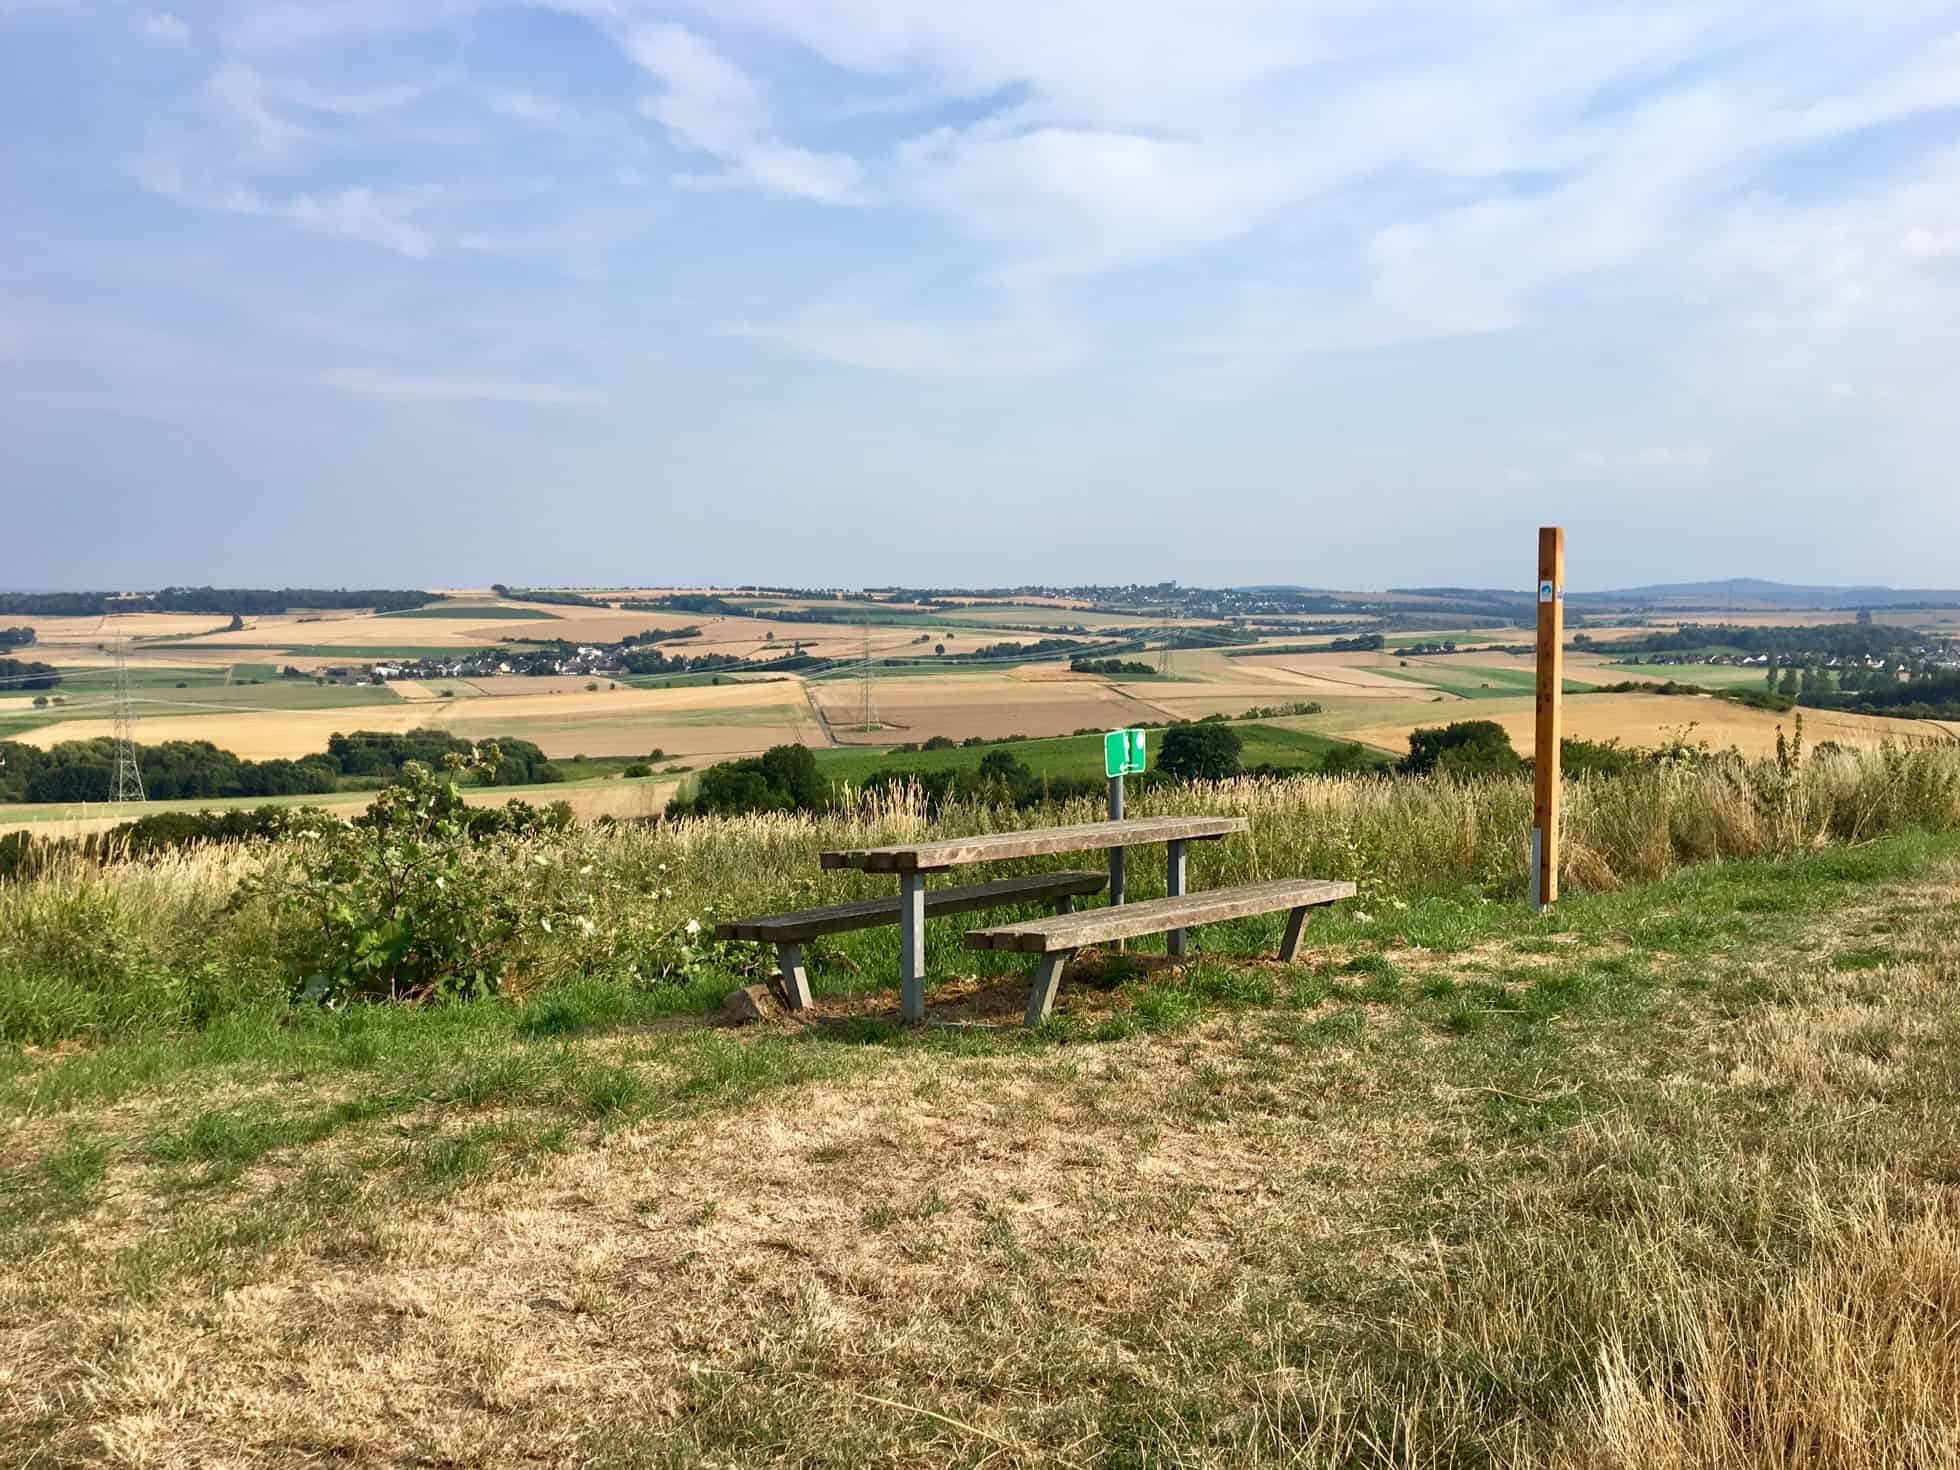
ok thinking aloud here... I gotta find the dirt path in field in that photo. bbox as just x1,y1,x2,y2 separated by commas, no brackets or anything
797,677,842,747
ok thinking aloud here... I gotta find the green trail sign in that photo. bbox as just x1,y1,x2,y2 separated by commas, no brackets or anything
1104,728,1147,779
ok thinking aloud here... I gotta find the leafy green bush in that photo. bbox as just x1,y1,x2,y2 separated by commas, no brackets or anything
256,749,553,1005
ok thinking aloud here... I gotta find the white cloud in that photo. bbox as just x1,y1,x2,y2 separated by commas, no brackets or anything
319,369,606,405
144,12,188,43
137,158,436,256
1902,226,1959,259
625,23,863,203
206,62,311,161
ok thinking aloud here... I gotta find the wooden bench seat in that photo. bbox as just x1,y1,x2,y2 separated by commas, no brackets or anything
717,870,1109,1008
965,877,1357,1024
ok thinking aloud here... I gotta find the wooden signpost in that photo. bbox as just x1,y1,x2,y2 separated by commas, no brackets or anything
1532,526,1564,911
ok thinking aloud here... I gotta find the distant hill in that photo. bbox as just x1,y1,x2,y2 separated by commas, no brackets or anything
1374,580,1960,610
1578,579,1960,609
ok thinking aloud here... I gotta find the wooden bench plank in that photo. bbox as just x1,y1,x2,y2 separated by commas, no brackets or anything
965,878,1356,954
820,815,1247,873
716,870,1110,944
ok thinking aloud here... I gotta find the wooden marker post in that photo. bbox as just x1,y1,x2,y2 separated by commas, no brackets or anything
1532,526,1564,912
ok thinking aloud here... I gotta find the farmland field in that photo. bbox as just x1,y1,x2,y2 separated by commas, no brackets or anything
1344,690,1960,759
8,594,1957,824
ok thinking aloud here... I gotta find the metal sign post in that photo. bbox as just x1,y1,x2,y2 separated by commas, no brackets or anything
1104,729,1146,909
1532,527,1565,912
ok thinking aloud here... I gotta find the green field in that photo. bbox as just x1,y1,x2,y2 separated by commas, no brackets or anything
1374,664,1596,699
616,671,775,690
48,666,230,692
813,721,1388,789
1599,660,1771,688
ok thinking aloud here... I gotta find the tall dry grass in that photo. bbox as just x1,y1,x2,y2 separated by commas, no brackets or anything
4,742,1958,1043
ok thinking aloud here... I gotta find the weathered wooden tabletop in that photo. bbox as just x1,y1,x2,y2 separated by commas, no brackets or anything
819,815,1247,872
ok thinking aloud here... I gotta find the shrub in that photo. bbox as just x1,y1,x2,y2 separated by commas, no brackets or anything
621,763,654,779
255,749,543,1005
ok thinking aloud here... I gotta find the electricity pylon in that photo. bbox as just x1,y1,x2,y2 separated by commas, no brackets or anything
856,620,880,732
110,637,146,804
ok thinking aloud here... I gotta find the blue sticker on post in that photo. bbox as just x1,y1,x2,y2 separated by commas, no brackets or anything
1538,580,1555,603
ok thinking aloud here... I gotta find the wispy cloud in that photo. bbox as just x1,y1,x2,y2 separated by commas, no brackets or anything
625,24,864,204
143,12,188,44
318,369,606,405
137,158,437,256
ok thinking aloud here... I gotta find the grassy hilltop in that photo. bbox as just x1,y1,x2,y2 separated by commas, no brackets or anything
3,748,1959,1465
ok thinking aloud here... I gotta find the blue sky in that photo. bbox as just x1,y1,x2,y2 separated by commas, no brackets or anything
3,1,1958,592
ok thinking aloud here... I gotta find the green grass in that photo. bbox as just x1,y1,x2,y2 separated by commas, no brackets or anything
616,671,783,690
1598,660,1773,688
3,813,1959,1465
1373,664,1597,698
813,721,1388,789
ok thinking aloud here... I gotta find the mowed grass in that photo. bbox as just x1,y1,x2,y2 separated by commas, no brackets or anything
3,833,1957,1466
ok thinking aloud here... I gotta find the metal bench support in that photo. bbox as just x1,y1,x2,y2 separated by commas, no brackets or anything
899,872,927,1023
1025,951,1070,1026
1279,905,1311,964
775,943,813,1010
1166,839,1188,958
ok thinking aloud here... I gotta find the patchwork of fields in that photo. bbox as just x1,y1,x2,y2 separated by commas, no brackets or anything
6,591,1956,832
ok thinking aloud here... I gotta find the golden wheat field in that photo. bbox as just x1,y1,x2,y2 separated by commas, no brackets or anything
18,679,822,761
1345,691,1960,759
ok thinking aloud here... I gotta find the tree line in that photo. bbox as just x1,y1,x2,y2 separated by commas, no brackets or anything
0,728,565,804
0,588,440,617
0,658,61,691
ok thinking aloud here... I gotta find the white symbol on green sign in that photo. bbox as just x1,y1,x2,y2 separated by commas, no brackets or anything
1104,728,1147,778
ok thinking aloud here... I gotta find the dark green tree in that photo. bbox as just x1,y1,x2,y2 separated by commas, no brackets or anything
1401,720,1522,778
1159,722,1243,782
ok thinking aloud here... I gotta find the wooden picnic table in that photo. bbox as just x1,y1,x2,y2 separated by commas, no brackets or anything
820,815,1248,1021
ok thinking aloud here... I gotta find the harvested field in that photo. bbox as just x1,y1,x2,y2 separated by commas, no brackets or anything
1346,690,1958,759
809,672,1149,744
17,680,822,761
1227,652,1448,694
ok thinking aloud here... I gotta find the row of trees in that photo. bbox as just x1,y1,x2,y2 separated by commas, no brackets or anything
0,626,33,650
0,588,439,617
0,728,567,804
0,658,60,691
